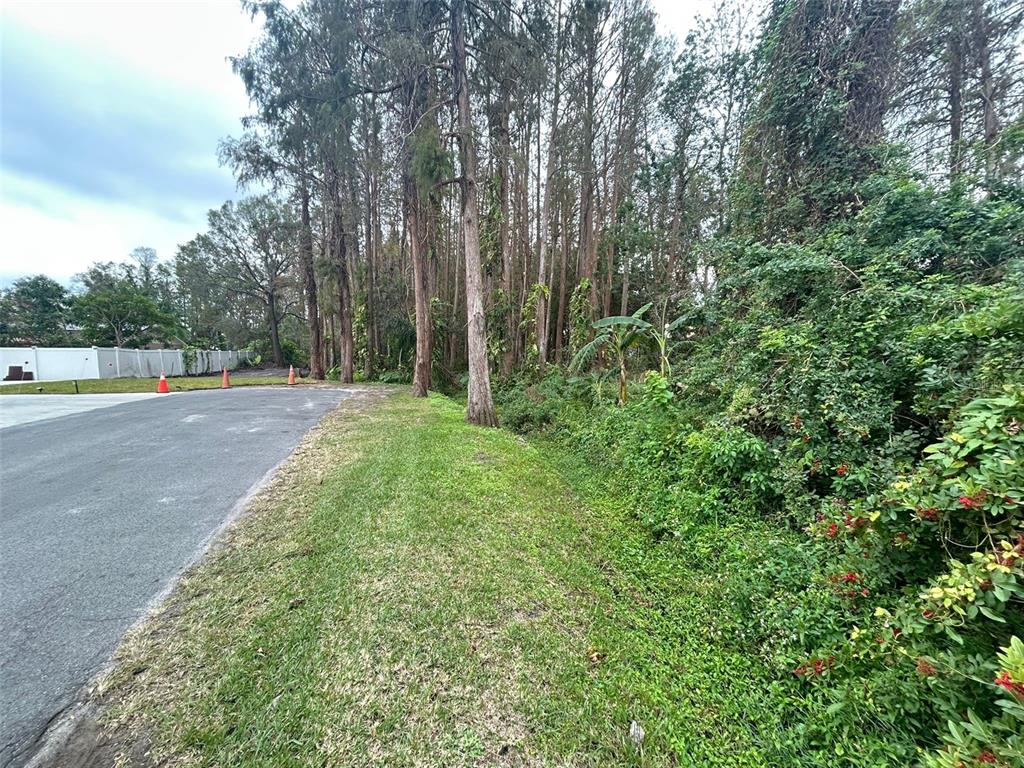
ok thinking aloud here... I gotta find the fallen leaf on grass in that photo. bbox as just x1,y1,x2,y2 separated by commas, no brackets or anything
629,720,645,749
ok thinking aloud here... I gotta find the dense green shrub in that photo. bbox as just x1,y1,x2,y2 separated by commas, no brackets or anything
244,338,307,367
497,177,1024,766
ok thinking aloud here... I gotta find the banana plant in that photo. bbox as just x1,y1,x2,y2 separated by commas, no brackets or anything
570,302,655,405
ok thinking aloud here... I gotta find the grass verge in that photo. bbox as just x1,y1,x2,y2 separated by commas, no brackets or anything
0,374,306,395
69,391,786,767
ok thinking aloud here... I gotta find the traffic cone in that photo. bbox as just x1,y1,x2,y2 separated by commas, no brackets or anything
288,365,296,385
221,367,231,389
156,372,170,394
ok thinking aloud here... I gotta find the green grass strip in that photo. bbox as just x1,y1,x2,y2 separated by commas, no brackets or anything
96,392,783,767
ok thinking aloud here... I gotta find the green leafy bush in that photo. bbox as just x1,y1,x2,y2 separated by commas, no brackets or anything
498,177,1024,766
244,338,307,367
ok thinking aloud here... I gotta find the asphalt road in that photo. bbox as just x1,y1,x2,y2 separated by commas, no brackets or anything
0,394,161,430
0,387,350,767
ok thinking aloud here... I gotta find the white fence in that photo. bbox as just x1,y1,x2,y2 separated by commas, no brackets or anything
1,347,250,382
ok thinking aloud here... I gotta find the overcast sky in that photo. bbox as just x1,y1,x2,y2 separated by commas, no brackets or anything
0,0,710,287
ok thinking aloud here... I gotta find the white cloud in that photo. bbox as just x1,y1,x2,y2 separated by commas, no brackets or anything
0,0,718,288
0,0,261,287
650,0,714,43
0,175,210,284
1,0,258,113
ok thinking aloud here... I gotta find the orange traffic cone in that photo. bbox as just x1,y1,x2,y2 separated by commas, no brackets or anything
221,367,231,389
156,372,170,394
288,365,296,385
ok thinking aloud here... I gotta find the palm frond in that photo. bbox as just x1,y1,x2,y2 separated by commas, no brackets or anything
631,302,653,320
593,315,652,331
570,331,611,372
667,315,689,332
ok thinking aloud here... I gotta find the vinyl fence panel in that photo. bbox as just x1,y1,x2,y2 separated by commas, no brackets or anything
0,347,249,382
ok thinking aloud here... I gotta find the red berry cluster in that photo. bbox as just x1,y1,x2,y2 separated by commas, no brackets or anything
976,750,998,764
916,657,937,677
843,513,868,531
994,671,1024,700
829,570,870,597
959,490,988,509
816,508,869,541
836,463,849,477
793,656,835,677
917,507,939,521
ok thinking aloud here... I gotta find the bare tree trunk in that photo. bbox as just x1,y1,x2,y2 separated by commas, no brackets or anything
543,203,558,360
619,252,629,315
362,97,378,379
299,176,323,378
583,32,601,322
516,135,531,366
948,28,964,180
399,9,437,398
268,291,284,367
327,312,336,370
327,160,354,384
496,90,515,378
452,0,497,427
372,164,383,360
972,0,999,179
603,136,615,319
554,198,569,363
407,180,432,396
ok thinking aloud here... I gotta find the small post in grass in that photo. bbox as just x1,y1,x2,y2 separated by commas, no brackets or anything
74,380,79,394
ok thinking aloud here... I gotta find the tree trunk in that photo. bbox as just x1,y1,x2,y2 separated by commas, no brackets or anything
972,0,999,179
299,177,323,379
948,28,964,180
362,108,377,380
554,199,569,363
518,134,531,366
268,291,284,367
498,91,515,378
327,160,354,383
367,96,382,377
618,352,627,405
583,5,601,321
452,0,497,427
619,252,629,315
400,6,437,398
407,182,432,396
537,0,564,369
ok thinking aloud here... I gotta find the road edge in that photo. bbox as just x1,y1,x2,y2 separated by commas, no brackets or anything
15,387,389,768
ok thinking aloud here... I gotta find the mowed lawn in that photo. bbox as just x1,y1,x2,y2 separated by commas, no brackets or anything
88,392,784,767
0,374,304,395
